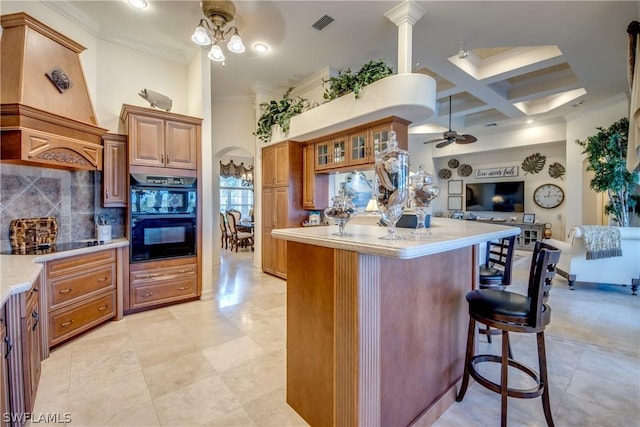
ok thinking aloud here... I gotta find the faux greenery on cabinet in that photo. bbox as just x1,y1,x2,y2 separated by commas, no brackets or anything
576,117,639,227
254,87,308,144
323,59,393,101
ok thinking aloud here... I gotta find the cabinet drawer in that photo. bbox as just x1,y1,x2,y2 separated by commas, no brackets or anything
49,292,115,346
47,249,116,277
130,263,196,285
130,276,197,309
49,264,115,310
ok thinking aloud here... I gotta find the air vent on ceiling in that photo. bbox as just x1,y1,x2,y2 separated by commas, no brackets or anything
312,15,334,31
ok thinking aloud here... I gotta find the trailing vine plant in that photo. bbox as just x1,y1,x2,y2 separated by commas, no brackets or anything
576,117,639,227
254,87,308,143
323,59,393,101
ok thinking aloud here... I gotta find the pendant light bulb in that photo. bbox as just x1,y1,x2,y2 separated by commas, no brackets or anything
227,34,245,53
208,44,225,62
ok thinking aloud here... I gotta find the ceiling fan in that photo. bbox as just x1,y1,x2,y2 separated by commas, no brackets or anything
423,95,477,148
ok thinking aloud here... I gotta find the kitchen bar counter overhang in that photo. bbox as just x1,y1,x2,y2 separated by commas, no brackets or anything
272,219,520,427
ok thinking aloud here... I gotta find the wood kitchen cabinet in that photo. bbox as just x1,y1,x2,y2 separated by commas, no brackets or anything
261,141,307,279
120,104,200,170
315,134,348,171
4,272,44,420
0,306,10,427
128,257,198,311
46,249,117,347
102,133,128,207
302,143,328,210
312,117,410,173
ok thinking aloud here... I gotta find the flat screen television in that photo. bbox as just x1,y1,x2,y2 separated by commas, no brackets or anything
465,181,525,212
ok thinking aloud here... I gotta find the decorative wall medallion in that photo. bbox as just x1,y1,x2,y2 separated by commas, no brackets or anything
457,164,472,177
548,162,566,180
46,67,73,93
438,169,452,179
447,158,460,168
521,153,546,174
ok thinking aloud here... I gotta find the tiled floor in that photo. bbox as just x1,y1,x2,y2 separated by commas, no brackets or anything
32,249,639,426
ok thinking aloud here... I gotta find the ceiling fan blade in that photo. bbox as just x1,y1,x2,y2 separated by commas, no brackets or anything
455,134,477,144
424,137,446,144
435,139,454,148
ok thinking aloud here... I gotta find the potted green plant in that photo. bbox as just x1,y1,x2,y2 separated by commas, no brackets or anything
323,59,393,101
576,117,640,226
253,87,308,143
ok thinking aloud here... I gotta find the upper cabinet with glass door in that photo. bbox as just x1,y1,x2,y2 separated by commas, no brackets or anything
315,134,348,171
313,117,410,173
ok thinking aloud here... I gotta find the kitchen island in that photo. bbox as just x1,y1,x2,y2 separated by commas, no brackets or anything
272,218,520,427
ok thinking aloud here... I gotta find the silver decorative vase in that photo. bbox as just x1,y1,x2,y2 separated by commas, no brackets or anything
374,131,409,240
410,164,439,238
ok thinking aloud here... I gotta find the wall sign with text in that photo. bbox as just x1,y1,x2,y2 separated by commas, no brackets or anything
475,166,519,179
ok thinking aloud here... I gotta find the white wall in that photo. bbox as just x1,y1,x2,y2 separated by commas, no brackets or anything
565,93,629,230
97,39,188,131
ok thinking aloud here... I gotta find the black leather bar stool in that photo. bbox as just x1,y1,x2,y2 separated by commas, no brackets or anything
457,241,561,427
479,236,516,345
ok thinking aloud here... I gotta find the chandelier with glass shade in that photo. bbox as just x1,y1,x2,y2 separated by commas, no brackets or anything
191,0,245,63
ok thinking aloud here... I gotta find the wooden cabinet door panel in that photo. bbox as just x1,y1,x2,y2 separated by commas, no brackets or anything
302,143,328,210
129,115,164,167
262,188,276,230
102,134,127,207
275,187,290,229
315,140,331,171
348,130,369,166
262,145,276,187
22,295,41,412
165,120,197,169
262,231,275,274
0,308,10,427
274,143,289,186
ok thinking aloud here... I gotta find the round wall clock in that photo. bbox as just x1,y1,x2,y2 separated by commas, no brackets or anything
533,184,564,209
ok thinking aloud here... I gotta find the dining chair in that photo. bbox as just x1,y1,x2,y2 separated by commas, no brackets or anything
226,212,253,252
219,212,231,249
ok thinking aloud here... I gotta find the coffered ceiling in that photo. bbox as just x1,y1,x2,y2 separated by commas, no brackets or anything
36,1,639,136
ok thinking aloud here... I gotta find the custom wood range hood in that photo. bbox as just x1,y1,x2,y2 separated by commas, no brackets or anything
0,12,107,170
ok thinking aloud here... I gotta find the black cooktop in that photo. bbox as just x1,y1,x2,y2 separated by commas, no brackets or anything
2,241,106,255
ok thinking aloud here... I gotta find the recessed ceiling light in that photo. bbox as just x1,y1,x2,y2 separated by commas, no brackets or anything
253,42,270,53
127,0,148,9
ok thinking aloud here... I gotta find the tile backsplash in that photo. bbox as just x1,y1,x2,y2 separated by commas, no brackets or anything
0,164,125,252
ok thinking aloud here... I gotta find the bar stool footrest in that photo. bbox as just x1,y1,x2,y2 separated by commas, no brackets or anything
469,354,544,399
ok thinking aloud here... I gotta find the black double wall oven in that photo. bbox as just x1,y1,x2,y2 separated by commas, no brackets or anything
130,174,197,262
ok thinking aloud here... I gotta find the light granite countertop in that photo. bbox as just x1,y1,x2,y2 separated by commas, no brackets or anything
0,238,129,306
272,218,520,259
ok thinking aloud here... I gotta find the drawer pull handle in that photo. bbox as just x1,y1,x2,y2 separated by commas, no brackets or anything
97,305,108,312
177,269,192,274
97,277,108,283
4,336,12,359
59,288,73,294
32,310,40,331
139,273,159,279
176,286,189,291
60,320,74,328
141,292,153,298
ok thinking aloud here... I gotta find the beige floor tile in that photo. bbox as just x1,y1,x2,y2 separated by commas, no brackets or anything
142,350,217,398
220,352,285,406
203,407,258,427
243,387,309,427
202,335,266,373
153,375,241,426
